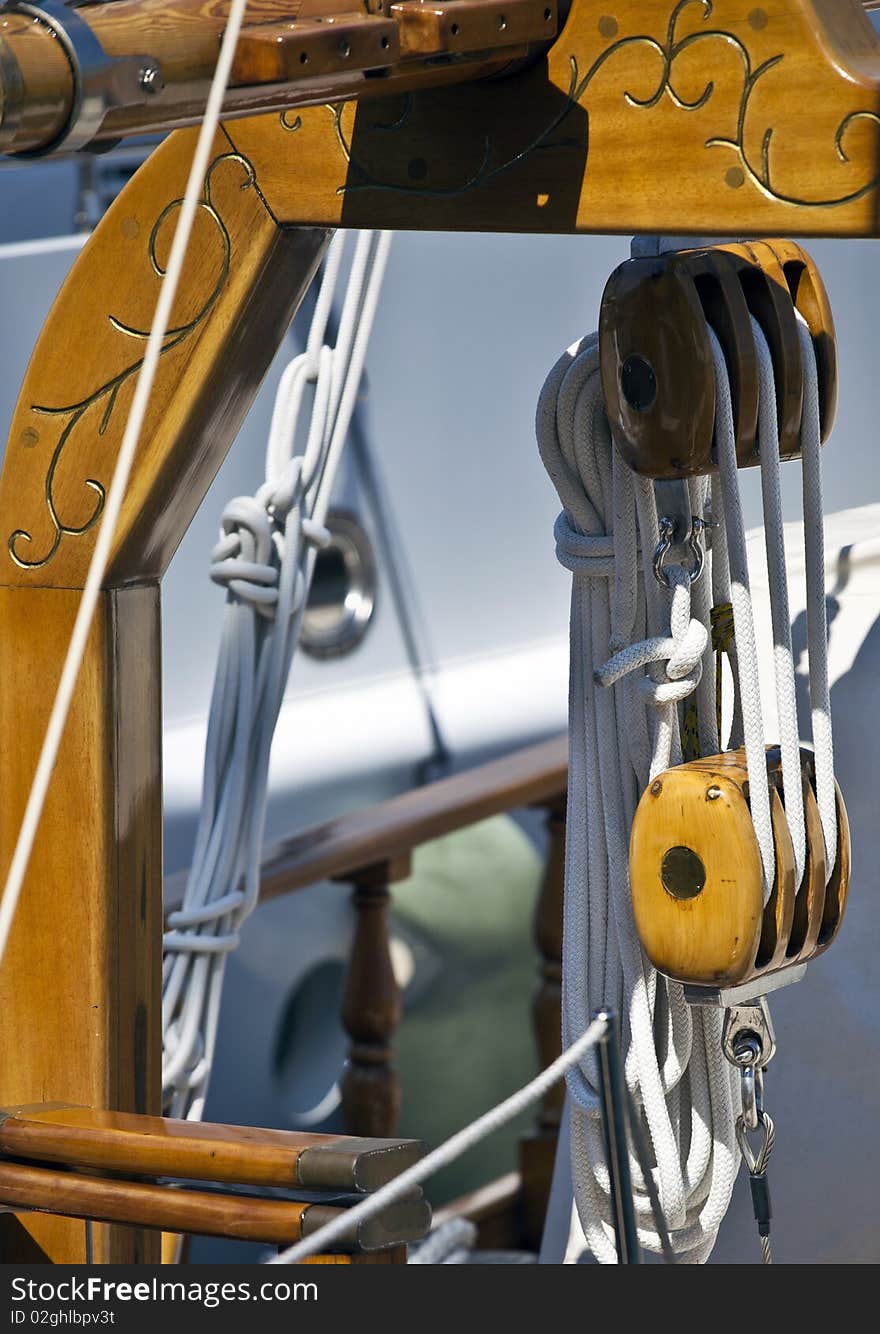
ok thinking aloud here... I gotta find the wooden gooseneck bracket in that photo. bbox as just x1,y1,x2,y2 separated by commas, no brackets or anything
221,0,880,236
2,3,880,235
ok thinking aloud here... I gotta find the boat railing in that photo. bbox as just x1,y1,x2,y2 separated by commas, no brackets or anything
248,733,568,1251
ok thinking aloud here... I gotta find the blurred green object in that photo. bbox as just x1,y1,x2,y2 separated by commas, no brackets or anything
390,812,542,1205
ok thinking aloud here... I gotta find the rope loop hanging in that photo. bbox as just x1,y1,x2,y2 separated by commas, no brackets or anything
162,229,392,1119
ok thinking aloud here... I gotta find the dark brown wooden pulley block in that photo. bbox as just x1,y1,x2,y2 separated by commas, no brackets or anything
599,240,837,480
629,747,850,990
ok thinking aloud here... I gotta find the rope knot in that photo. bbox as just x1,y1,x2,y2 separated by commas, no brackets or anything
209,481,333,623
553,511,615,577
595,566,708,707
210,494,279,616
664,613,709,683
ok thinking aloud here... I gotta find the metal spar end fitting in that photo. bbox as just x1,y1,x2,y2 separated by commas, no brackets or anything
2,0,163,154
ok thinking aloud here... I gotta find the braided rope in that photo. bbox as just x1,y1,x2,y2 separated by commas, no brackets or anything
537,336,739,1263
162,231,392,1118
538,304,836,1264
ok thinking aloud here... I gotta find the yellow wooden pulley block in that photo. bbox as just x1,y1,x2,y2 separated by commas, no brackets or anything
629,747,850,989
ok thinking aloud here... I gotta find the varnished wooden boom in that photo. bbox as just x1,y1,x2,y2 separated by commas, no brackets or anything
0,0,555,154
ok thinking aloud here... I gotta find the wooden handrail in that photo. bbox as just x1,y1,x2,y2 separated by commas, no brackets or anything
433,1172,522,1250
164,734,568,908
257,734,568,903
162,734,569,1161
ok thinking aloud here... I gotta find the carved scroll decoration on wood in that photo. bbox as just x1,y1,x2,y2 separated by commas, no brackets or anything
225,0,880,236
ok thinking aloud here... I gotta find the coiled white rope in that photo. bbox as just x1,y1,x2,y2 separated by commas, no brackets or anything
268,300,838,1268
409,1218,477,1264
538,306,837,1263
162,230,392,1119
0,0,250,972
537,335,740,1264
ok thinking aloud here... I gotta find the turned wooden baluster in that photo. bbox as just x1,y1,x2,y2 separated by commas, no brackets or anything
339,855,411,1137
519,797,566,1248
533,799,566,1136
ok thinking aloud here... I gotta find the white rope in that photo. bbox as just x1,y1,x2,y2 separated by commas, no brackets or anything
269,1017,607,1264
752,317,806,888
409,1218,477,1264
162,231,393,1119
0,0,249,972
708,326,776,898
709,473,745,749
796,313,837,874
537,301,838,1264
537,335,739,1264
710,317,837,887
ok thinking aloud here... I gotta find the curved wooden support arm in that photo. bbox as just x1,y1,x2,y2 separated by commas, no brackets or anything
0,128,329,588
